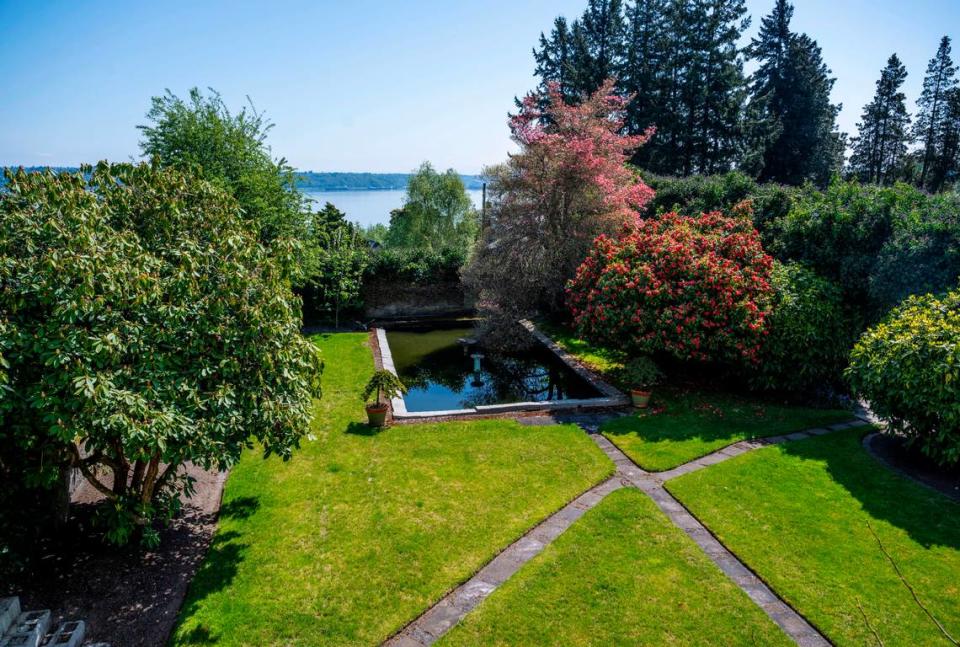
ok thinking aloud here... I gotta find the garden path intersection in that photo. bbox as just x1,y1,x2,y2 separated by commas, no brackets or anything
383,416,874,647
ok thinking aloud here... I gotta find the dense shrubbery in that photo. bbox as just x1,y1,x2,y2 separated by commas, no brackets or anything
365,247,467,285
567,210,774,363
847,289,960,467
646,174,960,324
750,263,851,392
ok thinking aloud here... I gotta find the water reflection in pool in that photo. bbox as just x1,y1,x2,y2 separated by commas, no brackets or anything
385,323,602,412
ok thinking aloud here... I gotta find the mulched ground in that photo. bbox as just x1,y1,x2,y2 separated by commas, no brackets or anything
865,432,960,501
10,464,226,647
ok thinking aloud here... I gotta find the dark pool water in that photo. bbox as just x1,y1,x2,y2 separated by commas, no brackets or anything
385,323,602,412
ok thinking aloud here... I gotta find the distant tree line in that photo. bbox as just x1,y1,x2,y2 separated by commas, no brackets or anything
532,0,960,191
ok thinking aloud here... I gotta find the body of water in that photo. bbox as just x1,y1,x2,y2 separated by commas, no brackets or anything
386,323,602,412
303,189,484,228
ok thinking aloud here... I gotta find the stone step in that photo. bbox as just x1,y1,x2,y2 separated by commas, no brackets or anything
0,599,19,637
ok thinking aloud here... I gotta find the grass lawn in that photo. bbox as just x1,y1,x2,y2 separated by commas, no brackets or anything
537,321,852,471
440,488,791,646
171,333,614,646
668,429,960,646
600,389,852,471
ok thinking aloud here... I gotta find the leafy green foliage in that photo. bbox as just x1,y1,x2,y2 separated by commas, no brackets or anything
365,247,467,285
847,289,960,467
0,163,322,545
301,203,368,327
751,262,851,393
622,356,662,390
385,162,478,254
362,369,406,405
138,87,308,276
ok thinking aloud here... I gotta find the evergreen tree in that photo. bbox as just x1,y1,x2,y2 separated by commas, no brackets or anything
533,17,575,99
931,88,960,190
849,54,911,184
915,36,959,191
620,0,669,161
579,0,626,92
747,0,843,185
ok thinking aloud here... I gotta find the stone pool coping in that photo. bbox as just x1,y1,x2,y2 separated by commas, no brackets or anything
374,320,629,421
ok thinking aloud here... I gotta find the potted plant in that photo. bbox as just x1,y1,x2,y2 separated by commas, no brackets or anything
362,369,406,427
622,356,662,409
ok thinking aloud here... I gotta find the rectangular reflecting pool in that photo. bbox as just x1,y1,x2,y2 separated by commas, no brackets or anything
384,322,604,413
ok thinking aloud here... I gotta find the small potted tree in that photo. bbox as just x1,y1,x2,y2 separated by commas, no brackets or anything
622,356,662,409
362,369,406,427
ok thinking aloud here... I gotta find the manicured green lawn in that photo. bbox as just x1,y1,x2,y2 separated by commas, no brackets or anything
440,488,791,646
171,333,614,646
601,389,852,471
668,430,960,646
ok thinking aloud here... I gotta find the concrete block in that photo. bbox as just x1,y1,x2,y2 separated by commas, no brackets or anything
2,610,51,647
0,599,19,637
47,621,86,647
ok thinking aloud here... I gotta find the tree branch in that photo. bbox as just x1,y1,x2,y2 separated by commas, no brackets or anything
68,443,116,501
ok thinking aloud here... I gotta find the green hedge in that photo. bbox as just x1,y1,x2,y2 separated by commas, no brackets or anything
364,247,467,285
847,289,960,467
750,262,852,393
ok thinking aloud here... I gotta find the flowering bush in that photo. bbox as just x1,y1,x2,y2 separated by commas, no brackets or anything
567,210,774,363
847,289,960,467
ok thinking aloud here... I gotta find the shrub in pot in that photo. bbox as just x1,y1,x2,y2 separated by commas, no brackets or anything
362,369,406,427
622,356,662,409
847,289,960,467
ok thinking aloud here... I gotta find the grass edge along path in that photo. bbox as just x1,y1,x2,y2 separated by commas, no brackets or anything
439,488,794,647
667,429,960,646
170,332,614,646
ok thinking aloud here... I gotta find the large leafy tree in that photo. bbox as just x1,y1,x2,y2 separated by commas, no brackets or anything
746,0,844,185
303,203,368,328
385,162,478,253
138,87,309,274
0,163,322,546
914,37,959,191
849,54,912,185
464,80,654,322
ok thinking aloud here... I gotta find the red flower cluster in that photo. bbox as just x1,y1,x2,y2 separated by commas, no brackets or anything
567,211,774,363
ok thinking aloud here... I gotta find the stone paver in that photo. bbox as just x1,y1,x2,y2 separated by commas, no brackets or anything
382,420,865,647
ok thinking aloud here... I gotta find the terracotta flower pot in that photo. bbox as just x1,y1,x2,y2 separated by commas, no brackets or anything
365,403,389,427
631,389,652,409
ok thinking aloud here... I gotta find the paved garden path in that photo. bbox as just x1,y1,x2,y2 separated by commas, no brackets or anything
384,417,873,647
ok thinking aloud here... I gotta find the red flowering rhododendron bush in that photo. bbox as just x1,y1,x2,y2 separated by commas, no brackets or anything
465,79,654,324
567,209,775,362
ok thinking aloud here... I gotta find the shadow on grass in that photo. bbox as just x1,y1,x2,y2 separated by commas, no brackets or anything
170,529,248,645
345,421,384,436
218,495,260,520
602,389,851,449
779,431,960,550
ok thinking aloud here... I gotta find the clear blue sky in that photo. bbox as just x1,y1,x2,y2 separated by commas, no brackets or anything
1,0,957,173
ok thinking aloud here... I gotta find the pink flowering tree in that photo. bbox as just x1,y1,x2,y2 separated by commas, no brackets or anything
465,79,654,333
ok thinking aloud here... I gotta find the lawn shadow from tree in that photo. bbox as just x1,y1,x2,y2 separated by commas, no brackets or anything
171,496,261,645
779,430,960,550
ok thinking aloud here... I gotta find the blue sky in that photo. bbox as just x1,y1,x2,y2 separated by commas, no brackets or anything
1,0,957,173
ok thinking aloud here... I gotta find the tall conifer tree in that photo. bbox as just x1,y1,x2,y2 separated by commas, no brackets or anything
849,54,911,184
915,36,959,191
746,0,843,185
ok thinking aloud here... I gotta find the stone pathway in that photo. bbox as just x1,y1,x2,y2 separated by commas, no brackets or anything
384,418,872,647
